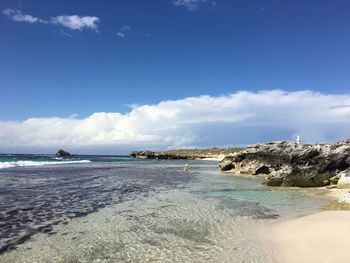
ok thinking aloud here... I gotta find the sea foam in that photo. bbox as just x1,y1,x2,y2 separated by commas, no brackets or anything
0,160,91,169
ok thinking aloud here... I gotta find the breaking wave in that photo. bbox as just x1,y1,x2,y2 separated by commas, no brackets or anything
0,160,91,169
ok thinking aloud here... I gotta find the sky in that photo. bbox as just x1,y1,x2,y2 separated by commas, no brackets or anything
1,0,350,154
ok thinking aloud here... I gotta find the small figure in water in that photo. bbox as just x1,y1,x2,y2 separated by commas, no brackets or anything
183,164,189,172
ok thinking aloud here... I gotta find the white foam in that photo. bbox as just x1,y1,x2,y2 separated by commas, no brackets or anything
0,160,91,169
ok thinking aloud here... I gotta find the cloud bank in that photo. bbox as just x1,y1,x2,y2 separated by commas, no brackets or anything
1,90,350,153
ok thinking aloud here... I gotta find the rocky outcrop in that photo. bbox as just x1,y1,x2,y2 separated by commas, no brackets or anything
338,192,350,204
55,149,72,158
219,140,350,187
337,168,350,189
130,151,202,160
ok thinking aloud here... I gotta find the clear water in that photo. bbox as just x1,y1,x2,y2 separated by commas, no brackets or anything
0,155,327,262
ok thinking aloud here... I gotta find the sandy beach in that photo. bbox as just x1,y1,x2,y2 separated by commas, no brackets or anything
263,210,350,263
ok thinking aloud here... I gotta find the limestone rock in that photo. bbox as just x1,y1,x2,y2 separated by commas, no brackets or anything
219,156,236,171
218,140,350,187
337,168,350,189
329,175,341,185
338,192,350,204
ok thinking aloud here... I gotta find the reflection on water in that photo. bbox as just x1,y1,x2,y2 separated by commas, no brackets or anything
0,159,326,262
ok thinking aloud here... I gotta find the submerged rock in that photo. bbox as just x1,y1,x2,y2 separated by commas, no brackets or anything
218,140,350,187
55,149,72,158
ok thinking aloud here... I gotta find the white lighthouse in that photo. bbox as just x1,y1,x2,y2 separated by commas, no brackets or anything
296,135,301,148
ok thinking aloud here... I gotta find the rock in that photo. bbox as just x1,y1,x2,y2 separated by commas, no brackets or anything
264,173,284,186
329,175,340,185
55,149,72,158
255,165,271,175
219,157,236,171
338,192,350,204
60,216,71,225
219,140,350,187
326,185,337,189
337,168,350,189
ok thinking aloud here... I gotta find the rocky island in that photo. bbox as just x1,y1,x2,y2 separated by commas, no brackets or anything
55,149,72,158
219,140,350,188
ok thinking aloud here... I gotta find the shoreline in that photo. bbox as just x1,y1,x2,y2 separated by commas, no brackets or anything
261,210,350,263
130,149,241,161
197,154,226,161
1,155,349,262
259,187,350,263
213,161,350,262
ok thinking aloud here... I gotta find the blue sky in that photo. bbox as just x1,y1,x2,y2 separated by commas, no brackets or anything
1,0,350,153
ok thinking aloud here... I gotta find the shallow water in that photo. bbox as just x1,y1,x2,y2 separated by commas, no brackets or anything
0,157,327,262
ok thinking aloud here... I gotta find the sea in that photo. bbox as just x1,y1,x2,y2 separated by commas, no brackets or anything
0,154,328,262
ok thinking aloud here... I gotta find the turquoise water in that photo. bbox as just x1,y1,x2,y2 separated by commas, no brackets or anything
0,156,326,262
0,154,141,169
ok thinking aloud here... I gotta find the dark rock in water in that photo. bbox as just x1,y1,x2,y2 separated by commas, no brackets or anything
55,149,72,158
218,140,350,187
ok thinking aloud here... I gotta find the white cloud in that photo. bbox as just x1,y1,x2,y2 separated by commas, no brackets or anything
116,25,132,38
120,25,132,32
173,0,215,11
2,8,46,23
116,32,125,38
51,15,99,31
140,30,151,37
2,8,99,32
116,25,151,39
1,90,350,152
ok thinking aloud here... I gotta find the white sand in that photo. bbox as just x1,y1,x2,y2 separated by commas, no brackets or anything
263,211,350,263
324,187,350,200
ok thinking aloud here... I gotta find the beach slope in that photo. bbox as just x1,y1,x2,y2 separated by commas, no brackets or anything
265,211,350,263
